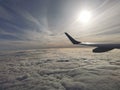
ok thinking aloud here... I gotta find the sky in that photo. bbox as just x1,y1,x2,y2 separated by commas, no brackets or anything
0,0,120,50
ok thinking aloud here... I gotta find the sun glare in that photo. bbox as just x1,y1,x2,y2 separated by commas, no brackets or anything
78,10,92,23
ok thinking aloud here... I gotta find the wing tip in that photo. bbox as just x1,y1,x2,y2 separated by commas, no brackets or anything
65,32,81,44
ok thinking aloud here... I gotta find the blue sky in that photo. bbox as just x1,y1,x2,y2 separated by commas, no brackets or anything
0,0,120,50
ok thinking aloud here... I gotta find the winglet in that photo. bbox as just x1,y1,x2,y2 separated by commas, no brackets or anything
65,32,81,44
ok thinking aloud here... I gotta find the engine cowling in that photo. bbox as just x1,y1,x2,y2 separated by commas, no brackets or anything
93,47,114,53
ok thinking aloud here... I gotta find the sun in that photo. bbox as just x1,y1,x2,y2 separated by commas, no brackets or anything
78,10,92,23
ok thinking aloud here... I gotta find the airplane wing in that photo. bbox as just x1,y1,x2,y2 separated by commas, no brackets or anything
65,32,114,53
65,32,81,44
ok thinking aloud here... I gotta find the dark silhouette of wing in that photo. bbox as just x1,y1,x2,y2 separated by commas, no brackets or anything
65,33,81,44
65,32,120,53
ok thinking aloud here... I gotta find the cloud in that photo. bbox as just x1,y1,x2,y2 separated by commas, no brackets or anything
0,0,51,42
0,48,120,90
0,0,120,49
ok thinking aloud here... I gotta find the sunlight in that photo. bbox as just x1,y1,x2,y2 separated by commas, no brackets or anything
78,10,92,23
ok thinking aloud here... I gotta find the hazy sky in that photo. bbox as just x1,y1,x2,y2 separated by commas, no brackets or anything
0,0,120,50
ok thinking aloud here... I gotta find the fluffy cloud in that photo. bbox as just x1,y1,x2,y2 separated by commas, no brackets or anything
0,48,120,90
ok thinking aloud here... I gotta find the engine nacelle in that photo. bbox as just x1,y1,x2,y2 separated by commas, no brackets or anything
93,47,114,53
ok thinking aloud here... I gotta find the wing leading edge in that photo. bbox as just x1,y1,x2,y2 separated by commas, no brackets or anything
65,32,115,53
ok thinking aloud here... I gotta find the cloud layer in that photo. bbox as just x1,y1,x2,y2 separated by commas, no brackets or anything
0,48,120,90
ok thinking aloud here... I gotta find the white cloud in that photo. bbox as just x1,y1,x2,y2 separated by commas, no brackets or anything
0,48,120,90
